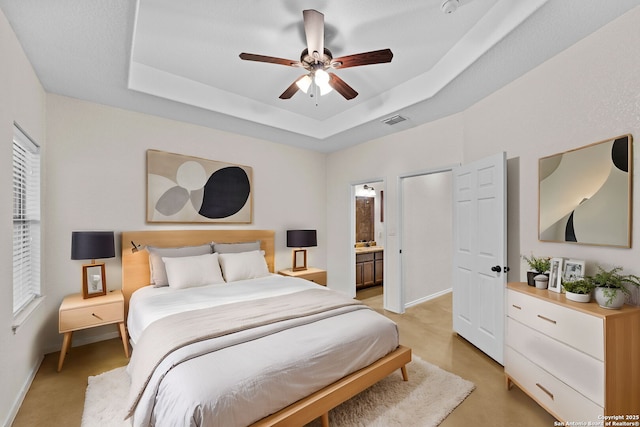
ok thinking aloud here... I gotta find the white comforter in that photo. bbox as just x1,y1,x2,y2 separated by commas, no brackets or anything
126,275,399,427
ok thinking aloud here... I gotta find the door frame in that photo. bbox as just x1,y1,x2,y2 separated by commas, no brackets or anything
397,164,458,312
350,178,386,299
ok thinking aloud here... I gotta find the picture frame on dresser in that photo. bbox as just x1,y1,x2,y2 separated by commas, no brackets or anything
548,257,563,293
563,259,585,282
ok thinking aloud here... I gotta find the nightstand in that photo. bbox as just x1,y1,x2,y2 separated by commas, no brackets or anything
57,289,129,372
278,267,327,286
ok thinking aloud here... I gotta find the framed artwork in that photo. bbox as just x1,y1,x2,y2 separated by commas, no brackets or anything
563,259,585,282
548,257,564,293
538,134,632,248
147,149,253,223
82,263,106,299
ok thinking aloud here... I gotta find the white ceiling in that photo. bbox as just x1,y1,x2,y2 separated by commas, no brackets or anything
1,1,638,152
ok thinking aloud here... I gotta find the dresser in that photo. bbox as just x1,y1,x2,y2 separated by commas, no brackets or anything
505,282,640,422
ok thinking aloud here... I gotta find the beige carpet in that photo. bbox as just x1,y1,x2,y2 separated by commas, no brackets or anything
82,357,474,427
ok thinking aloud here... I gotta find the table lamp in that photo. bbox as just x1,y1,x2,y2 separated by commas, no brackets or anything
286,229,317,271
71,231,115,298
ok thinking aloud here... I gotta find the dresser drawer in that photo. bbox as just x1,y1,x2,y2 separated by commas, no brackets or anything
59,300,124,332
506,346,603,423
507,318,604,406
507,290,603,360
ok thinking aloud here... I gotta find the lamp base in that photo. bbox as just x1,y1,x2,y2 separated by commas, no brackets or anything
292,249,308,272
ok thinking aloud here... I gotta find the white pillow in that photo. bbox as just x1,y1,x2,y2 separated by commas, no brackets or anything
162,253,225,289
218,250,270,282
147,244,212,287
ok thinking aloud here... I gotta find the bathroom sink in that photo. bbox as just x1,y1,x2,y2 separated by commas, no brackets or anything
355,246,383,254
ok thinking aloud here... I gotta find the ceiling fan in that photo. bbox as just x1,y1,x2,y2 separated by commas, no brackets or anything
239,9,393,101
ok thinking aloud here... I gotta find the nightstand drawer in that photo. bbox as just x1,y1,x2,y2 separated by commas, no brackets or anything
302,271,327,285
59,299,123,332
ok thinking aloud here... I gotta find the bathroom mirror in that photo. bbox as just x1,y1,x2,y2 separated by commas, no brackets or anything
538,134,632,247
355,196,375,242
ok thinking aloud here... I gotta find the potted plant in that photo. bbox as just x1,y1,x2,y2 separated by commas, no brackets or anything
521,254,551,286
587,266,640,309
561,278,595,303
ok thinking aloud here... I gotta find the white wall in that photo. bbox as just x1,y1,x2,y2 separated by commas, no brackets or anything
42,95,328,352
401,171,453,306
327,5,640,311
0,10,48,427
462,5,640,305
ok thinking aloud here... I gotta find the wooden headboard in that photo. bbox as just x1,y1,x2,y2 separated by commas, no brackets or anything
121,229,275,313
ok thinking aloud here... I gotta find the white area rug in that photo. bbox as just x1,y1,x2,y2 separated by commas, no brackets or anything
82,357,474,427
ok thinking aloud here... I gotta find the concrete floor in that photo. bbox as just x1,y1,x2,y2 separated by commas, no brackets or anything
12,289,555,426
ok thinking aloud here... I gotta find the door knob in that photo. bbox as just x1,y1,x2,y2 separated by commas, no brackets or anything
491,265,502,273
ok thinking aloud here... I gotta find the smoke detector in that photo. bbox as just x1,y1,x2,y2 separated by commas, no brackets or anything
441,0,459,14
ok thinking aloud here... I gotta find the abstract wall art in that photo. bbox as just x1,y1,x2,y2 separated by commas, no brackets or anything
147,149,252,223
539,135,632,247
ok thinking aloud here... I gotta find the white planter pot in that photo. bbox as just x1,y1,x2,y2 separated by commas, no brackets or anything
534,274,548,289
565,291,591,303
594,287,625,309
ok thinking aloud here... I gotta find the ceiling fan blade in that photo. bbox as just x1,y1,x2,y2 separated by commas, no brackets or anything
279,77,305,99
239,53,300,67
332,49,393,69
328,73,358,100
303,9,324,63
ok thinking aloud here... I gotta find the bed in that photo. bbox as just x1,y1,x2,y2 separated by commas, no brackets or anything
121,230,411,427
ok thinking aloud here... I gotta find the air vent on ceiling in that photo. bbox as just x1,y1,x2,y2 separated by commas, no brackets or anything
381,114,407,126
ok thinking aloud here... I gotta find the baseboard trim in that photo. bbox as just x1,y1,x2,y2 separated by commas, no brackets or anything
3,354,44,427
404,288,452,309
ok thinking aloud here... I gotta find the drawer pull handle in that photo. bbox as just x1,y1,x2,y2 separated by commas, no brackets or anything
92,313,103,320
511,304,522,310
537,314,556,324
536,383,554,400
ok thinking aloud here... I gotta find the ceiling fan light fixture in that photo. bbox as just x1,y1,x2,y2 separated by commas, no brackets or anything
296,75,312,93
314,69,333,95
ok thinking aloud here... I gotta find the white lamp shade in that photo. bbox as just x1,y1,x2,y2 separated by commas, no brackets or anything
296,75,312,93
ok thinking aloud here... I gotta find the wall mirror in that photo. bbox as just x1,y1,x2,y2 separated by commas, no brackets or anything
539,134,632,248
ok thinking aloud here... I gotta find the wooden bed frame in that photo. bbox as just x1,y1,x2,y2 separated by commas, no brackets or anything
120,229,411,427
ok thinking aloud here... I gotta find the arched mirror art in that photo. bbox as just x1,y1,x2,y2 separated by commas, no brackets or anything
539,134,632,248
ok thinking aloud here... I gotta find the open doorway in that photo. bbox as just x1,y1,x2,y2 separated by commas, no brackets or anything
352,180,384,301
399,167,453,309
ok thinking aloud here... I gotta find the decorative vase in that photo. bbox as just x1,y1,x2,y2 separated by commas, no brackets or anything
594,287,625,309
534,274,548,289
526,271,538,286
565,291,591,303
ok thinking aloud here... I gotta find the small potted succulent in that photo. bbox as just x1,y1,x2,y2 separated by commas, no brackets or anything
561,278,595,303
521,254,551,286
587,266,640,309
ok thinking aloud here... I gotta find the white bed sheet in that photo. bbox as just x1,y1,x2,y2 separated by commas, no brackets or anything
127,274,319,344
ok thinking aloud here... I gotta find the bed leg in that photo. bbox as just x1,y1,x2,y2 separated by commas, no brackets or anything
401,365,409,381
321,412,329,427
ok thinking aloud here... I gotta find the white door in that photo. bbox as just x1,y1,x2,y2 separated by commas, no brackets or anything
452,152,507,365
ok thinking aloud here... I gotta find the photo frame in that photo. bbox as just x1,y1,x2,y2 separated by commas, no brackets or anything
548,257,564,293
539,135,632,248
563,259,585,283
82,263,106,299
147,149,253,223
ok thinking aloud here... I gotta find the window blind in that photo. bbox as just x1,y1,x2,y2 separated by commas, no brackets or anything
12,125,41,316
